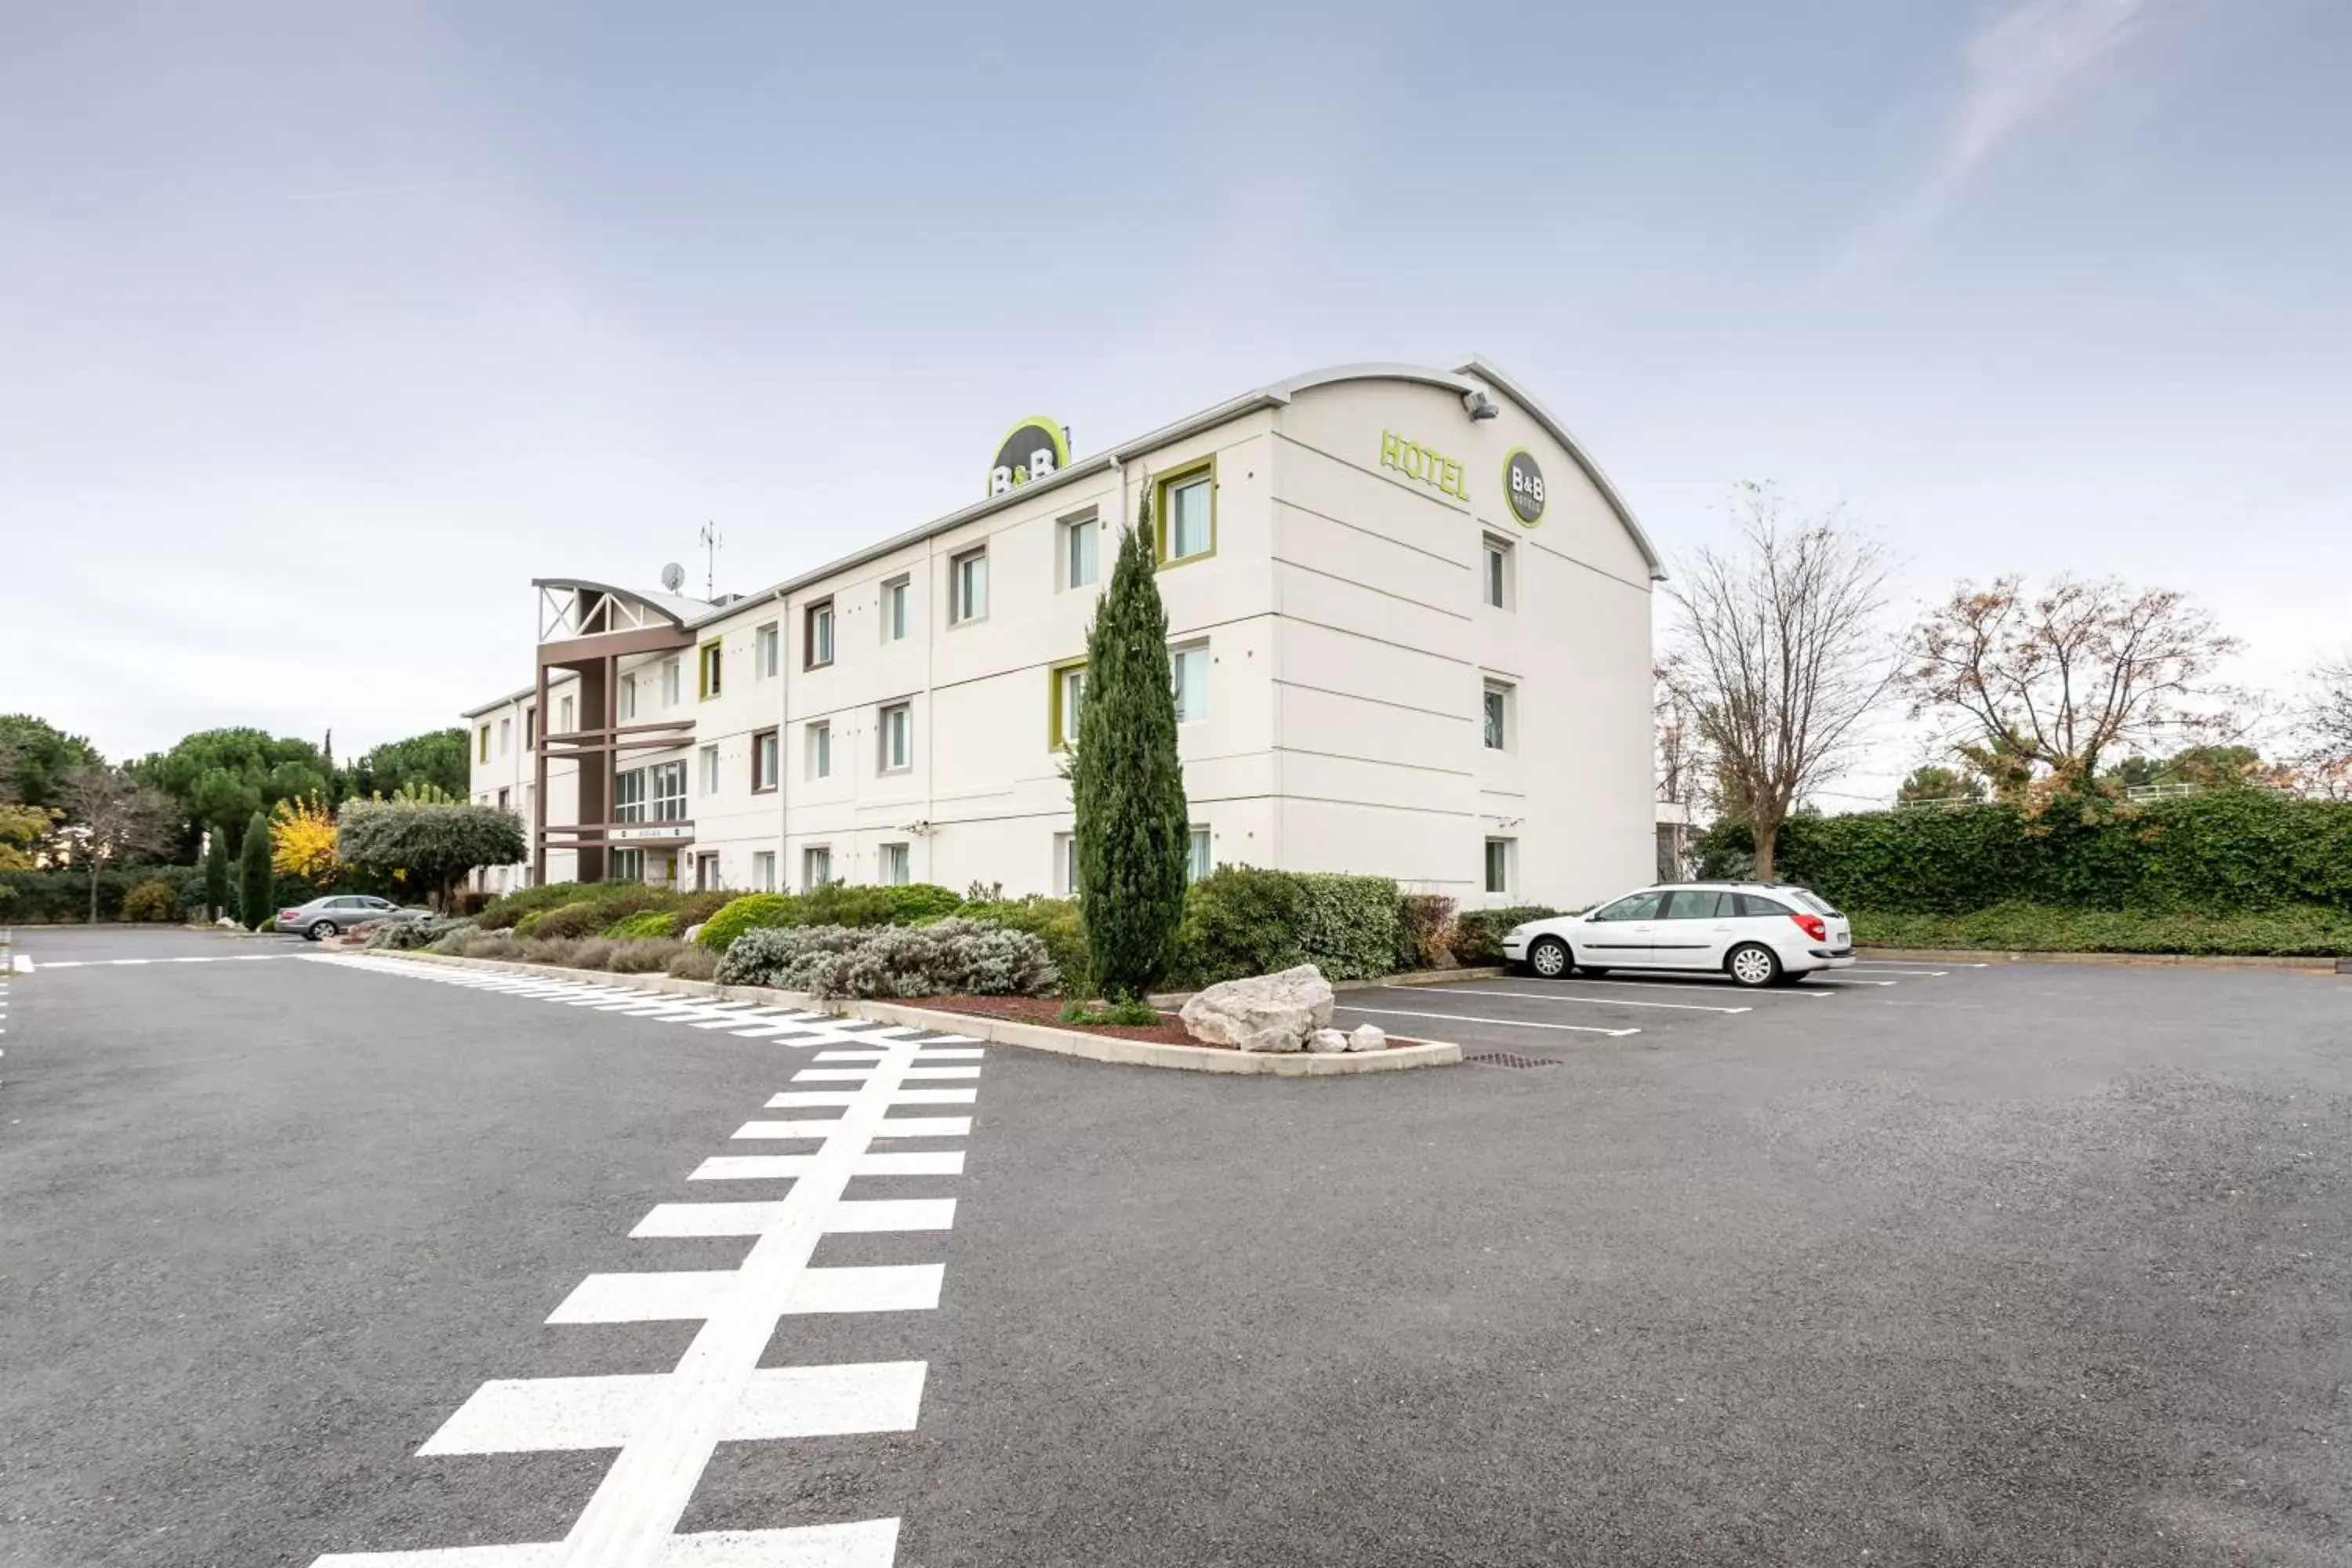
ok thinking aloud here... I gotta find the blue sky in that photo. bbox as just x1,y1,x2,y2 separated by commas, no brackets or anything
2,0,2344,800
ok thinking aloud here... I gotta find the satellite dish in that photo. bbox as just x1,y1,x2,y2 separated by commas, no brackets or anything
659,562,685,593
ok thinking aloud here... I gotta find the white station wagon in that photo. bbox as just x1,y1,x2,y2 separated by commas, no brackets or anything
1500,882,1856,988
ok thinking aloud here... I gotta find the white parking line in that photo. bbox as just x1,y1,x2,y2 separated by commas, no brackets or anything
1852,960,1988,967
1334,1004,1639,1038
1516,975,1833,998
1385,985,1749,1014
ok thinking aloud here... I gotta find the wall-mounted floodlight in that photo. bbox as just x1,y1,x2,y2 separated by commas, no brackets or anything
1462,389,1499,421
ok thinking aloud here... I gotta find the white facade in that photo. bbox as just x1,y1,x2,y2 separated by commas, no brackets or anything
465,359,1661,909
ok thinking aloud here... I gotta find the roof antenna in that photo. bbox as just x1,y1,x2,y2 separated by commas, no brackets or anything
697,521,723,600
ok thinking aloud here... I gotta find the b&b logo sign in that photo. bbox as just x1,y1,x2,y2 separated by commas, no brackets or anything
989,417,1069,497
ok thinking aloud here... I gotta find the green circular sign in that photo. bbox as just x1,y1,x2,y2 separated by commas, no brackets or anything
1503,448,1546,527
989,416,1069,496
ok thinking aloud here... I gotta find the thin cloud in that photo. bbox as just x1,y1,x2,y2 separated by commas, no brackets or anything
1842,0,2151,274
285,178,483,203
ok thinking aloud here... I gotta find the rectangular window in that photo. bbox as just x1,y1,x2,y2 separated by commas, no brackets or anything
950,548,989,623
1483,682,1511,751
802,845,833,890
1160,466,1214,563
699,744,720,796
620,675,638,721
882,576,910,641
755,622,779,678
804,600,834,668
651,760,688,821
698,640,723,700
751,850,776,893
878,702,912,773
1187,826,1212,883
1062,514,1098,589
524,707,536,750
496,786,510,811
499,717,511,755
477,724,490,763
1171,644,1210,723
612,848,643,882
807,721,833,780
1484,837,1512,895
1050,662,1087,749
558,695,575,733
1483,538,1510,609
1054,831,1077,896
662,659,681,707
880,842,911,886
613,768,646,824
752,728,779,793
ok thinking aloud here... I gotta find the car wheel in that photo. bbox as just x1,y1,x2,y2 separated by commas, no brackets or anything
1726,942,1781,989
1528,937,1572,978
307,920,338,942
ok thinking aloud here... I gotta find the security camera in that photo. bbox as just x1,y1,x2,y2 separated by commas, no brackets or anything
1462,389,1499,421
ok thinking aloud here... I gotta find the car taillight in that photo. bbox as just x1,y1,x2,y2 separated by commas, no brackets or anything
279,909,299,921
1790,913,1828,942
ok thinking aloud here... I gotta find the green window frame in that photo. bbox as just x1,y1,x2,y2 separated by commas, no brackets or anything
477,724,490,762
1155,459,1216,567
1047,657,1088,750
698,639,724,700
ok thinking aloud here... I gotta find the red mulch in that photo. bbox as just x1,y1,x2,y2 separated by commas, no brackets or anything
917,994,1421,1051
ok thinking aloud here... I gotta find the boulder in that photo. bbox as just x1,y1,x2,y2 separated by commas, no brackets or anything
1347,1024,1387,1052
1180,964,1335,1053
1306,1028,1350,1054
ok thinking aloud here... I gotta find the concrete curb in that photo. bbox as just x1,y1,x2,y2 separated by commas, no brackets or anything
374,949,1463,1076
1859,946,2348,974
1147,966,1502,1008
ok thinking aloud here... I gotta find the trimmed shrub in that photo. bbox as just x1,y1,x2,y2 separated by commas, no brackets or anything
716,918,1058,999
1176,865,1308,983
604,909,681,940
1852,902,2352,956
956,896,1087,996
608,938,688,973
567,938,619,971
238,809,274,930
522,901,606,940
0,865,191,924
120,879,179,923
368,916,469,950
697,893,797,951
1396,893,1457,971
1291,873,1404,982
1448,906,1561,966
477,880,671,931
666,946,718,980
695,884,964,951
674,888,734,929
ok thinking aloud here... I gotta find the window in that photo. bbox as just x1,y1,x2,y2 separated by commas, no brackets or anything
1188,826,1212,883
1483,538,1511,609
1664,889,1730,920
699,640,723,700
558,695,575,733
524,707,536,750
1049,661,1087,749
1054,831,1077,895
880,842,911,886
882,576,910,641
1158,465,1214,563
751,850,776,893
878,702,912,772
694,852,720,891
499,717,511,755
614,768,646,824
661,659,681,707
1062,514,1098,589
1484,837,1513,895
806,721,832,780
751,728,779,793
1483,682,1512,751
805,599,835,667
802,845,833,890
1171,644,1210,723
1590,891,1667,922
949,547,989,623
1733,892,1793,918
612,848,644,881
496,786,510,811
477,724,490,763
755,622,779,679
622,675,639,720
650,760,688,821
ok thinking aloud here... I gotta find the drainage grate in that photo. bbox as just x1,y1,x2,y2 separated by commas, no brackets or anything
1465,1051,1559,1070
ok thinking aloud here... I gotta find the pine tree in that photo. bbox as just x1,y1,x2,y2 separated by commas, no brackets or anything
1070,494,1190,997
238,808,274,931
202,826,229,920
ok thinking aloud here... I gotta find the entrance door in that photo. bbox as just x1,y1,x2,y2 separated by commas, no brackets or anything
695,852,720,891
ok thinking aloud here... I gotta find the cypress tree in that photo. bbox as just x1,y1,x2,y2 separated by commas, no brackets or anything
238,808,274,931
202,826,229,921
1070,494,1190,997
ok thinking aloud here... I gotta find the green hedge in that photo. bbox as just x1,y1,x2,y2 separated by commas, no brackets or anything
1854,902,2352,957
1448,906,1561,966
956,897,1087,996
1170,866,1405,986
604,909,681,940
695,884,964,950
0,864,322,924
1696,790,2352,915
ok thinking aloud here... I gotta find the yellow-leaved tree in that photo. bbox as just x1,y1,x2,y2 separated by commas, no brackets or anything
270,793,341,888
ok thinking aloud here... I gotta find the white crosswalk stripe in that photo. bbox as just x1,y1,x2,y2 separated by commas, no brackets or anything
303,955,984,1568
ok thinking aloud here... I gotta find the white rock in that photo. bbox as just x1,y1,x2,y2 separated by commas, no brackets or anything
213,916,239,930
1347,1024,1387,1052
1179,964,1335,1053
682,922,706,945
1306,1028,1350,1054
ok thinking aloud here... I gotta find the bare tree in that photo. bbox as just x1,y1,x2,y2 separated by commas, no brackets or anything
2291,652,2352,799
1653,656,1712,811
1670,485,1899,881
1908,576,2241,795
54,763,182,924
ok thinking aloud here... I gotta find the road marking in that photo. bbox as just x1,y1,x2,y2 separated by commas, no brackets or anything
419,1363,927,1454
1806,978,1900,987
1334,1004,1639,1038
691,1151,967,1181
1514,974,1832,998
314,1518,902,1566
732,1116,972,1141
766,1088,976,1108
633,1199,956,1238
1388,985,1750,1014
1831,967,1948,976
1851,960,1988,967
